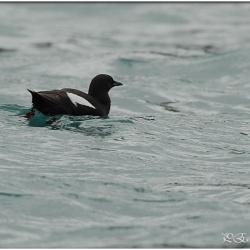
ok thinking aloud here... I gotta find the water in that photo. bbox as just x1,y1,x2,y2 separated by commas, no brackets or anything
0,3,250,248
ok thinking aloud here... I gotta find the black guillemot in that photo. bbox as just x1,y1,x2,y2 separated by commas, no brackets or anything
24,74,123,121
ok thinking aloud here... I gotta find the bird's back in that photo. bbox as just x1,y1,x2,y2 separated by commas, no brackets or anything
28,89,107,116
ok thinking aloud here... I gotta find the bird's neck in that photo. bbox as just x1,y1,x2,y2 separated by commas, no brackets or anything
99,95,111,113
90,92,111,114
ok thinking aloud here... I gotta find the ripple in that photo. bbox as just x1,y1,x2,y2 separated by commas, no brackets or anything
0,47,16,53
146,100,180,113
0,192,32,198
133,198,183,203
0,229,41,247
33,42,53,49
0,104,28,114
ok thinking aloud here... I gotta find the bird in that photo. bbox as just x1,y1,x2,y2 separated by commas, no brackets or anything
23,74,123,123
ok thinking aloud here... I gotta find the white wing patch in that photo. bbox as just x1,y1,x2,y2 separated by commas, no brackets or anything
66,92,95,109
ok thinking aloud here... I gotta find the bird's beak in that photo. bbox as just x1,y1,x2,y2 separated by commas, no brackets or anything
113,81,123,87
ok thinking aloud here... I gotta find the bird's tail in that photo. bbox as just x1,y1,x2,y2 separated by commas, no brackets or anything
27,89,45,110
20,89,36,118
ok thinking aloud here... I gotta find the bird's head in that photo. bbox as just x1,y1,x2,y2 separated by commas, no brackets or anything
88,74,123,97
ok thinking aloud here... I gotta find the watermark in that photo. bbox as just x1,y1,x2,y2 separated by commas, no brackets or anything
222,233,248,244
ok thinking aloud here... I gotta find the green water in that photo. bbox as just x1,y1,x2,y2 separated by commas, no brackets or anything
0,3,250,248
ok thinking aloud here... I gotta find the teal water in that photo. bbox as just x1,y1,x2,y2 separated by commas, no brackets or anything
1,3,250,248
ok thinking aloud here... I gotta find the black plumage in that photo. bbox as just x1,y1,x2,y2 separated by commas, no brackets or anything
26,74,123,118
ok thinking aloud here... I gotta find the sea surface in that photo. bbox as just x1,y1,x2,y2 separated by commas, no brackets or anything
0,3,250,248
